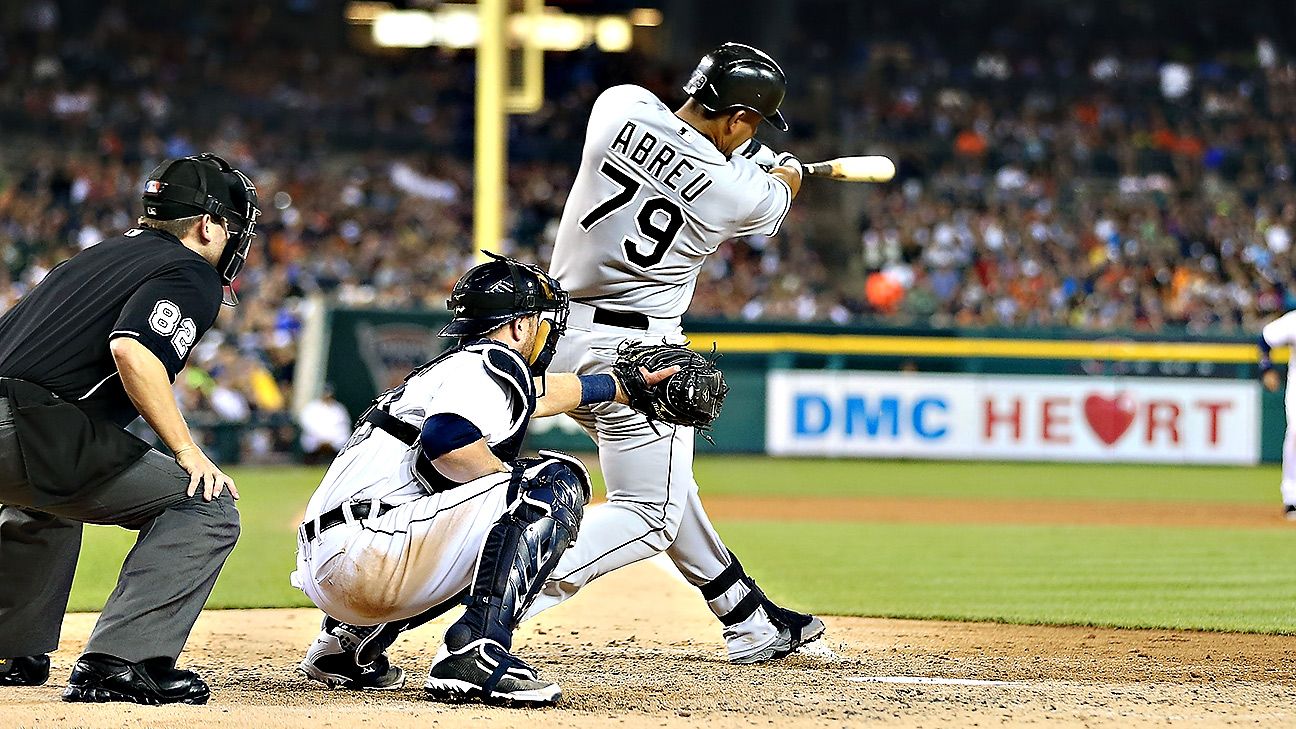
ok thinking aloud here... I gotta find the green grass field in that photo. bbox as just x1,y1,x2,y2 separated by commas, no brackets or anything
68,457,1296,633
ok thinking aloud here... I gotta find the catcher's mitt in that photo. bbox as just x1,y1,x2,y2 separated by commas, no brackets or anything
612,341,729,438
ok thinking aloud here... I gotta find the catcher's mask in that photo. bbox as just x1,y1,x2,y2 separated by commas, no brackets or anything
440,252,570,376
142,153,261,306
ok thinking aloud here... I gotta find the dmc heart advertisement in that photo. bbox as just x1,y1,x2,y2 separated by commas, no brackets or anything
766,371,1260,465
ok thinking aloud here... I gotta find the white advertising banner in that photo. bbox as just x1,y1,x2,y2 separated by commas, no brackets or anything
766,372,1259,464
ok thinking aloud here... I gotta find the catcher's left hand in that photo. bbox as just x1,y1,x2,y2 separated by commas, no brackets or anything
611,341,729,436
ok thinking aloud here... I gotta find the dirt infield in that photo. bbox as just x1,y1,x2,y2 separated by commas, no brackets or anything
4,493,1296,728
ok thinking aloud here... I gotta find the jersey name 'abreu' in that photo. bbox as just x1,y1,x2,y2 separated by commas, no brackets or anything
550,84,792,320
608,120,714,203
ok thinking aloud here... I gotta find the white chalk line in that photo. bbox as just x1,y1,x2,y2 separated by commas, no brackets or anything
848,676,1029,687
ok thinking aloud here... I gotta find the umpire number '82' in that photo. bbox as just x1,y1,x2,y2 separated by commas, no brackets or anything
579,161,685,267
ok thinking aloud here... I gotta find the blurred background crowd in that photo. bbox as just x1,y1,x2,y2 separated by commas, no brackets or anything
2,0,1295,459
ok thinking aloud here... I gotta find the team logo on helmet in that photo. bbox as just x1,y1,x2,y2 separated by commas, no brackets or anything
684,70,708,95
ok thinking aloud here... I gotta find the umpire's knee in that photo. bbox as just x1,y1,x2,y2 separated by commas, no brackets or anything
176,492,241,553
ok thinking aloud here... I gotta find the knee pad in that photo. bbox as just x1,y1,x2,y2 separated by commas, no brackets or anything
507,450,590,541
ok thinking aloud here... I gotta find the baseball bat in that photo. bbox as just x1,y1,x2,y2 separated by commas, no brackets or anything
803,156,896,183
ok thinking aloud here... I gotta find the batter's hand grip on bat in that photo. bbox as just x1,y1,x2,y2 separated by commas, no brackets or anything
805,156,896,182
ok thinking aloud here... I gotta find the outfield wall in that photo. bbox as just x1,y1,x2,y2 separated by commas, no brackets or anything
305,307,1285,464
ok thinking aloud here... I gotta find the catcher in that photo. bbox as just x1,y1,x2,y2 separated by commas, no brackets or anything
292,254,689,706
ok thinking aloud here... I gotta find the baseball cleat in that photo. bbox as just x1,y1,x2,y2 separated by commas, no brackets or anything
728,606,826,665
0,654,50,686
298,621,405,691
423,639,561,707
62,654,209,705
1285,505,1296,521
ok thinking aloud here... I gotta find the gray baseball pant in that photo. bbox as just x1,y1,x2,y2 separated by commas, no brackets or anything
0,398,240,664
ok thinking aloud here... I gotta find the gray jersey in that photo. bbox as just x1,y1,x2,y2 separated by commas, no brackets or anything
550,84,793,319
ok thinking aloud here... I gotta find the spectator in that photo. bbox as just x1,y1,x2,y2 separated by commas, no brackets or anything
298,386,352,466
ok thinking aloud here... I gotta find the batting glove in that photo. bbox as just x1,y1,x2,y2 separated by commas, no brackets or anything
774,151,803,177
736,138,778,170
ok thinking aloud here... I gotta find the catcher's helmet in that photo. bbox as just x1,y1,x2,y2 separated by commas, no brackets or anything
440,253,570,374
142,153,260,305
683,42,787,131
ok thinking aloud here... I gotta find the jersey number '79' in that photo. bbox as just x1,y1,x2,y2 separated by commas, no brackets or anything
579,160,685,268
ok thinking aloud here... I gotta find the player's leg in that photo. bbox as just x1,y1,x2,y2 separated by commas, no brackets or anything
1283,384,1296,516
296,471,515,690
522,410,695,619
0,507,79,687
667,491,825,662
15,450,240,704
0,401,78,686
425,453,589,706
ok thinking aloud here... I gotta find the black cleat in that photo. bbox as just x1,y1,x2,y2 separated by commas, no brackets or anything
424,639,560,707
62,654,210,705
298,621,405,691
0,655,50,686
728,603,827,664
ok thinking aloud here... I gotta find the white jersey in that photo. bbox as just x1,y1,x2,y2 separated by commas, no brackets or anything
550,84,793,319
1264,311,1296,348
301,342,532,520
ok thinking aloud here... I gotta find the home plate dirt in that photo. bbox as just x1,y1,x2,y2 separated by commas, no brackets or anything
3,556,1295,728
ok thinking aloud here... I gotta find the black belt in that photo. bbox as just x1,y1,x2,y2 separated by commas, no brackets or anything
301,500,396,541
591,307,649,330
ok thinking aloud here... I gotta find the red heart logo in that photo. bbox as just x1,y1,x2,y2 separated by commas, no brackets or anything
1083,394,1136,445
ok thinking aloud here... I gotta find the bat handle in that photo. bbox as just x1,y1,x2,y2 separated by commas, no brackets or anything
804,162,833,176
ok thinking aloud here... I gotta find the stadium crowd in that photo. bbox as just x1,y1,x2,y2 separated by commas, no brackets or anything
3,2,1296,457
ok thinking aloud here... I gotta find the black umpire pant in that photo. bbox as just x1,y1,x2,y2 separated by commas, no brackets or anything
0,398,240,664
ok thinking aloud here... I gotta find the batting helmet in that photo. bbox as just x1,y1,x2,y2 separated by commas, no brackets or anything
440,253,570,374
683,42,788,131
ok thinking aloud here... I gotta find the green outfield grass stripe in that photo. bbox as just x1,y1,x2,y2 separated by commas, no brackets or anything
688,332,1283,363
716,520,1296,634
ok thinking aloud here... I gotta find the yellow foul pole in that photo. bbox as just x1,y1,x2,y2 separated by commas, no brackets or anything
474,0,506,261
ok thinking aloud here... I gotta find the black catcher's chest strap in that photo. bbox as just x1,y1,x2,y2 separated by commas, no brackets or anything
361,407,420,446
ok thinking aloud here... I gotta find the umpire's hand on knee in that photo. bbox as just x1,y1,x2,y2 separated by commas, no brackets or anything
176,446,239,501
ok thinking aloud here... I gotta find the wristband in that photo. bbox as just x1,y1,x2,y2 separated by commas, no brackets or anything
578,373,618,405
173,444,198,460
775,152,803,176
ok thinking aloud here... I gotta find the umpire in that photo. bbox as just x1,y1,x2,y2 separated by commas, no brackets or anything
0,153,259,705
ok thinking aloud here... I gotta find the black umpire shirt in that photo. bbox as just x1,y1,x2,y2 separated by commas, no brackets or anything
0,227,222,428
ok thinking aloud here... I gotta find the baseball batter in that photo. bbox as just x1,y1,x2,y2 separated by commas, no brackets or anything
1259,310,1296,518
525,42,825,662
292,255,676,705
